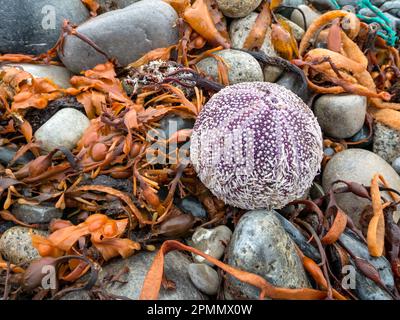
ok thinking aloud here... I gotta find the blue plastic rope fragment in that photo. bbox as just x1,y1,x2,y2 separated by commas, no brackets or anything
329,0,398,46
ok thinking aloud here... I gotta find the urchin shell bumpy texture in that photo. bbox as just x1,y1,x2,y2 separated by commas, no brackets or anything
190,82,323,210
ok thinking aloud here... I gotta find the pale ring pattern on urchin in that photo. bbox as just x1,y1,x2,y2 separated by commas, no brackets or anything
190,82,323,210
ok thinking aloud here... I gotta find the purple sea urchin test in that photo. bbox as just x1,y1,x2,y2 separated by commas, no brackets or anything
190,82,323,210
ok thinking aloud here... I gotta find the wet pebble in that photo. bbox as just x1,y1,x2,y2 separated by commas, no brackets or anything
60,0,179,73
0,227,48,264
177,196,207,219
191,226,232,266
230,12,277,57
322,149,400,227
373,121,400,164
314,94,367,139
224,210,310,299
196,49,264,85
215,0,262,18
11,204,63,224
34,108,90,153
188,263,220,296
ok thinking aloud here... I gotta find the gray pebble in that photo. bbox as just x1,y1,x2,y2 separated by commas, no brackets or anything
191,226,232,266
197,49,264,85
34,108,90,153
224,210,310,299
215,0,262,18
290,4,321,29
314,94,367,139
12,204,62,224
0,227,48,265
188,263,220,295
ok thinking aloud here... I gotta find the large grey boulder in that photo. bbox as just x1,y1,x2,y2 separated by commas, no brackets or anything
59,0,179,73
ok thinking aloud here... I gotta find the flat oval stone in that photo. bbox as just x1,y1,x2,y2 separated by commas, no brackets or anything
59,0,179,73
188,263,220,296
0,0,89,55
34,108,90,153
322,149,400,227
196,49,263,84
314,94,367,139
4,64,72,88
0,227,48,264
224,210,310,299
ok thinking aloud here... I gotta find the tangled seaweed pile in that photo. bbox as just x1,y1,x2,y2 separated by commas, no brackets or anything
0,0,399,300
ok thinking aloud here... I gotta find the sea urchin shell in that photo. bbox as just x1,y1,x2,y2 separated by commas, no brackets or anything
190,82,323,210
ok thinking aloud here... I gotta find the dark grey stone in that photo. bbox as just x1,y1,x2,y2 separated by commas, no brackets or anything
59,0,179,73
159,115,195,140
273,211,321,262
0,146,34,166
340,231,395,300
178,196,207,219
224,210,310,299
196,49,264,84
0,0,89,55
82,175,133,193
12,203,63,224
